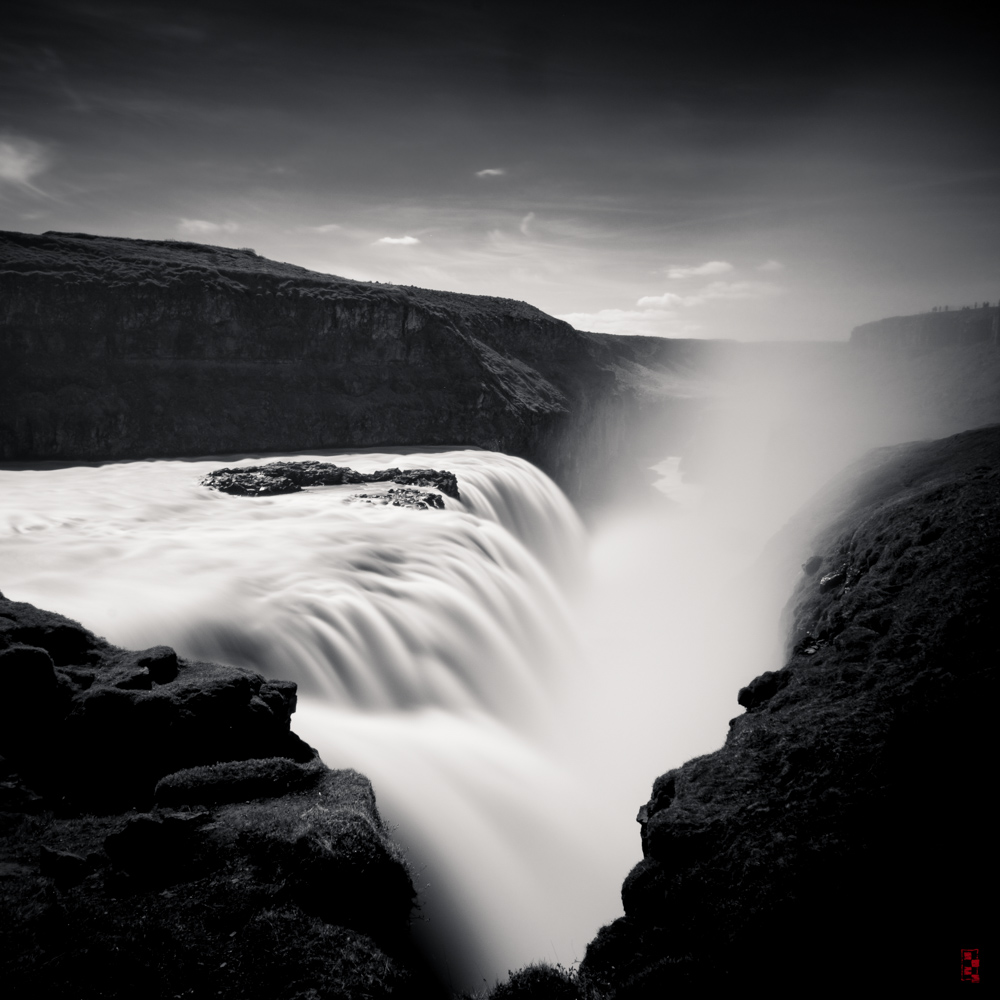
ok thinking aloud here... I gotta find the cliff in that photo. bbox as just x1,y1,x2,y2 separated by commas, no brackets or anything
573,424,998,992
0,230,716,502
0,593,436,998
852,304,999,350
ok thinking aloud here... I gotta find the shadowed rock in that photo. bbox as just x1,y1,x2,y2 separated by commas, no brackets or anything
579,424,999,993
0,595,310,811
348,487,446,509
154,757,323,808
0,593,436,998
202,459,460,500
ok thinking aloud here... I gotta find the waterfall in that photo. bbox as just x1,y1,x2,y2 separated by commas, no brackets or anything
2,345,911,991
0,448,625,991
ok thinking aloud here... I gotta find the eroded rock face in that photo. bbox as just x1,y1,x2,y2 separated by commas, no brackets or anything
581,424,999,994
0,229,716,504
0,594,432,998
0,595,310,811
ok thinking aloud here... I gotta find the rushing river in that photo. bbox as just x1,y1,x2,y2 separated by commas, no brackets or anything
0,443,810,991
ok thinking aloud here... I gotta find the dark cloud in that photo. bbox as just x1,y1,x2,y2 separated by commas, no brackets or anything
1,0,997,339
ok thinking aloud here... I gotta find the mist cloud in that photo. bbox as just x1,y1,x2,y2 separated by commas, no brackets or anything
667,261,733,279
638,280,780,309
685,280,781,304
557,307,700,338
376,235,420,245
565,278,783,337
519,212,535,236
636,292,685,308
476,168,505,177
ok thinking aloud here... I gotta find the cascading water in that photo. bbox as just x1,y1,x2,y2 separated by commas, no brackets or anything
1,349,933,991
0,448,629,990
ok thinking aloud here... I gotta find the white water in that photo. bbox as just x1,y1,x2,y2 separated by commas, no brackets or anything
0,449,628,989
1,343,933,991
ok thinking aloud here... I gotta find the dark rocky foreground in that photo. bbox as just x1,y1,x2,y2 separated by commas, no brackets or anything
0,595,436,998
573,424,998,993
0,230,719,503
202,460,459,500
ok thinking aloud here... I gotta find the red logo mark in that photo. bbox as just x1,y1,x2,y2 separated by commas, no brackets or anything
961,948,980,983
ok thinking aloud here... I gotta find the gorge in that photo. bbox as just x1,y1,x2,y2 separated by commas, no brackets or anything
1,231,997,996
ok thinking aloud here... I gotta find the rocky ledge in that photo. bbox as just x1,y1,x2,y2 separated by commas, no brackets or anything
202,460,460,500
0,594,434,998
347,488,446,510
572,423,998,993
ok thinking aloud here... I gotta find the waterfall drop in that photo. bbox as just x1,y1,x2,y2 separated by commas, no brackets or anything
0,448,622,991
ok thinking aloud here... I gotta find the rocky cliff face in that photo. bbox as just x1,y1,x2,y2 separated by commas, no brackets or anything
576,424,998,993
0,230,714,503
852,304,999,350
0,593,436,998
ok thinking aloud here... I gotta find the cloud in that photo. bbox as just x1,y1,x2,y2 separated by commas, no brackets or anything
0,135,49,193
178,218,239,235
519,212,535,236
562,278,783,338
686,280,781,303
476,168,505,177
666,260,733,279
375,235,420,245
639,280,781,308
637,291,685,308
757,259,784,271
557,307,701,338
311,223,342,233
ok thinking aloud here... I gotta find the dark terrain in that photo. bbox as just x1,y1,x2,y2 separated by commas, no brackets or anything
0,593,435,999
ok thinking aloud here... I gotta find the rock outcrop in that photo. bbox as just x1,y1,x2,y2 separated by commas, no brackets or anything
202,460,459,499
0,230,717,503
347,488,446,510
576,425,999,993
0,593,435,998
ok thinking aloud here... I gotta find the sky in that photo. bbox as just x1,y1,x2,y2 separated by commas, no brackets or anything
1,0,998,340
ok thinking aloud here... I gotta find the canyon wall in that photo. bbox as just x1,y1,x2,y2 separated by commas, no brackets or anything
7,230,997,508
0,230,717,502
578,424,999,993
852,303,999,350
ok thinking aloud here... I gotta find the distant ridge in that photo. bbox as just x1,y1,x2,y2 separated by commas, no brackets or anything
851,303,999,350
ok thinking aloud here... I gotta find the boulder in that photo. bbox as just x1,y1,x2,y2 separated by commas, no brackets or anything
0,595,310,810
0,595,435,998
202,460,460,500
